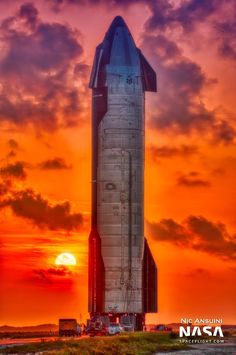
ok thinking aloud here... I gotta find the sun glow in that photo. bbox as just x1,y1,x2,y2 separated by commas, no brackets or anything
55,253,77,266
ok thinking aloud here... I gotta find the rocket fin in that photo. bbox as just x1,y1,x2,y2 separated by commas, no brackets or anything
138,49,157,92
142,238,157,313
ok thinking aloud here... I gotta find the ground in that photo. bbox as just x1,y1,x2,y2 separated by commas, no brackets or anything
0,332,187,354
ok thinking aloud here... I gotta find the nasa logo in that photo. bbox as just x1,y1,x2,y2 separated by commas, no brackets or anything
179,326,224,338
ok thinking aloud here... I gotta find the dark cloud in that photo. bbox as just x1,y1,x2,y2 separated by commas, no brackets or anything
146,34,182,63
7,150,17,159
147,215,236,260
8,139,19,150
212,120,236,145
177,172,211,187
184,268,211,278
0,3,87,130
217,21,236,60
145,0,222,32
144,0,174,32
47,0,236,63
140,0,236,140
34,266,71,278
141,29,235,143
33,269,51,282
142,34,216,133
38,157,72,170
74,62,90,80
19,2,38,30
188,215,224,242
147,218,189,247
173,0,220,31
149,144,199,159
0,184,7,196
46,0,144,12
47,266,72,276
46,0,84,12
211,168,224,176
47,0,223,33
0,181,12,196
1,188,83,231
0,154,82,232
33,266,72,283
0,162,27,180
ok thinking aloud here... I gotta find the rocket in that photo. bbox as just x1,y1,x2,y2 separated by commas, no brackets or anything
88,16,157,330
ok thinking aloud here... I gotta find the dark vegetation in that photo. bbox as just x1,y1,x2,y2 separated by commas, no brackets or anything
0,332,188,354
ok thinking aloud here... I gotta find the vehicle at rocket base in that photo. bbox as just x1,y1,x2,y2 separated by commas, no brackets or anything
88,16,157,330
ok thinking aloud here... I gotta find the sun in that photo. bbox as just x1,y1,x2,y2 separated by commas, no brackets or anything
55,253,77,266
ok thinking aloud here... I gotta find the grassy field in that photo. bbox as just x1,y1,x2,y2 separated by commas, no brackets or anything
0,332,188,354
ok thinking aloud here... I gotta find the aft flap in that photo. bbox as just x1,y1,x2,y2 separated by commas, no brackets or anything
139,49,157,92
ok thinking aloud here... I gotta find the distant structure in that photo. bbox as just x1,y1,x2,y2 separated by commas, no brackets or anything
88,16,157,330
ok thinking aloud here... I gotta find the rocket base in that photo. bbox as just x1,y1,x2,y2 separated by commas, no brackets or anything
90,313,145,331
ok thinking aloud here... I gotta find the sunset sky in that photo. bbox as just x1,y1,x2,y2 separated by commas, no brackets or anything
0,0,236,326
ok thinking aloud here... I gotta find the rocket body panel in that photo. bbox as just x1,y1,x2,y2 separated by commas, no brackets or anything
97,67,144,313
88,229,105,313
88,86,107,314
89,16,157,318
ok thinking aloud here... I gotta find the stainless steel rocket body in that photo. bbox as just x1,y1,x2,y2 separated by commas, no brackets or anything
98,50,144,314
88,16,157,327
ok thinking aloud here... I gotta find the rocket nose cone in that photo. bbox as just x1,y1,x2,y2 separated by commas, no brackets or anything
111,16,127,28
105,16,128,41
104,16,139,67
